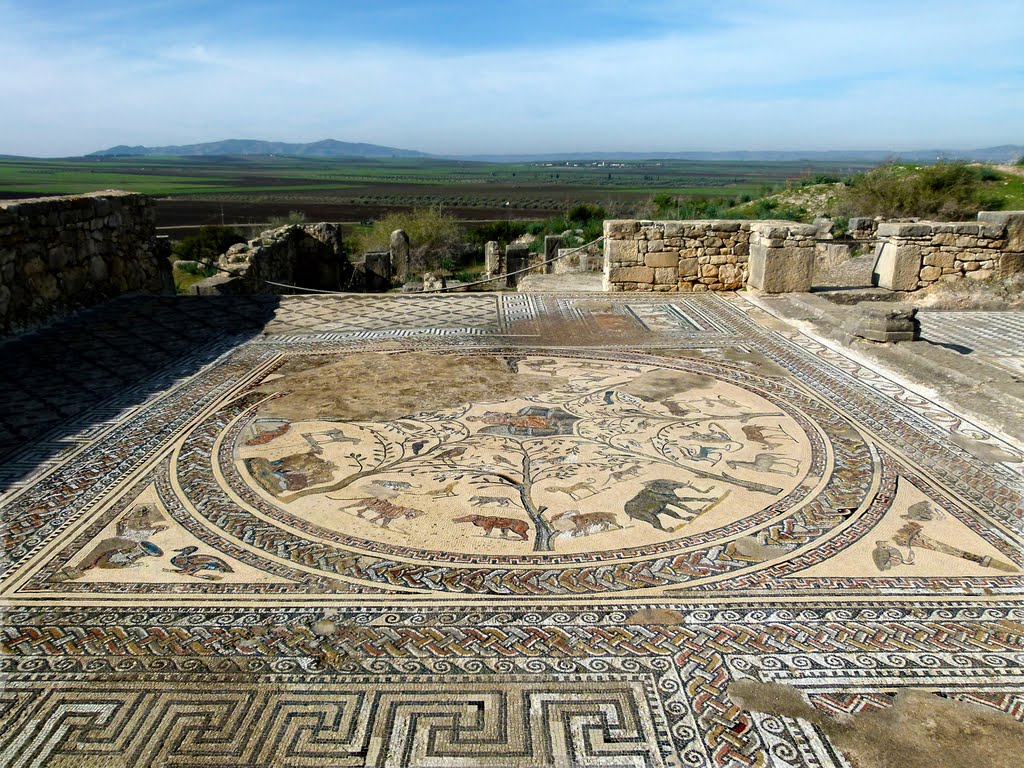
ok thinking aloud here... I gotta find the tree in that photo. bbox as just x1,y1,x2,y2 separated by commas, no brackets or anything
172,225,245,264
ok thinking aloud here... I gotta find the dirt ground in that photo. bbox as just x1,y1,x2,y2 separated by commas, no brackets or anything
730,680,1024,768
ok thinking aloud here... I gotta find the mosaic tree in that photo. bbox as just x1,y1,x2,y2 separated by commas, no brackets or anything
263,385,791,553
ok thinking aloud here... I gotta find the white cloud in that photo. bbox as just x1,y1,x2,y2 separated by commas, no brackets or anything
0,0,1021,154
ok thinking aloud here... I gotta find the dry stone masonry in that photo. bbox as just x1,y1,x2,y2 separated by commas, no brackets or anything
605,212,1024,294
196,222,350,295
872,212,1024,291
0,191,169,334
603,219,752,292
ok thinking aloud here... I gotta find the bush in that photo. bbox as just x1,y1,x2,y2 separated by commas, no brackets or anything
835,162,994,220
355,207,463,275
267,210,307,228
172,225,246,264
466,220,531,247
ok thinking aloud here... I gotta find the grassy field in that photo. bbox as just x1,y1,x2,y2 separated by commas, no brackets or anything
0,155,878,232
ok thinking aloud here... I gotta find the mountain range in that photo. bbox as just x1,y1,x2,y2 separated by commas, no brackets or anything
85,140,1024,164
88,139,428,159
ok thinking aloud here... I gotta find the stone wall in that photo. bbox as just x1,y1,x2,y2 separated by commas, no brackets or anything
602,219,820,292
195,222,350,295
0,191,170,335
604,212,1024,294
603,220,751,292
872,212,1024,291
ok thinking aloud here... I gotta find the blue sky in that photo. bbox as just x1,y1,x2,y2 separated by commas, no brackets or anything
2,0,1022,156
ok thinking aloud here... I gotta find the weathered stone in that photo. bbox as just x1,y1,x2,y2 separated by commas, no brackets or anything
678,258,699,278
876,222,933,238
747,243,813,293
484,241,502,276
422,271,447,291
389,229,410,280
845,303,920,343
362,251,392,292
608,238,640,265
873,243,922,291
653,267,676,285
919,265,941,282
609,266,654,284
604,220,640,238
644,252,678,268
505,244,531,289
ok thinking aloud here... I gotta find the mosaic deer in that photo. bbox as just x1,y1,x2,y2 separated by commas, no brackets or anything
725,453,801,477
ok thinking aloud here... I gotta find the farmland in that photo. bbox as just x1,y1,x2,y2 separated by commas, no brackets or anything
0,155,879,236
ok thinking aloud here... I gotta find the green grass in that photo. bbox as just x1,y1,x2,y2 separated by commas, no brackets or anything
0,155,876,201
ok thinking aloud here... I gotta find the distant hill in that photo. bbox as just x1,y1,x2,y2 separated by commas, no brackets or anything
451,146,1024,163
88,139,429,158
80,141,1024,164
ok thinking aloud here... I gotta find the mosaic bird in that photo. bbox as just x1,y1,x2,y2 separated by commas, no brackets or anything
166,546,234,581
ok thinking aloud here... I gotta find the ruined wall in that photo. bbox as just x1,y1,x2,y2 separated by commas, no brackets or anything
873,212,1024,291
0,191,169,334
195,222,350,294
602,219,752,292
605,212,1024,294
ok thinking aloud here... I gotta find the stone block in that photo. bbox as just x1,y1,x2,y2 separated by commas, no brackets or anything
505,244,531,288
919,266,941,282
877,222,933,238
747,243,813,293
654,267,676,285
644,252,678,268
607,238,640,265
873,243,922,291
678,258,699,278
609,266,654,284
484,241,502,276
845,303,920,343
389,229,410,280
362,251,392,291
604,220,639,238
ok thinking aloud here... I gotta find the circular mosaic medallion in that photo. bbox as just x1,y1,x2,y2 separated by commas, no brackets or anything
170,349,876,592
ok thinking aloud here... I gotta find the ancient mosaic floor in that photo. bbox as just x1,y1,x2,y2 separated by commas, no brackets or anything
918,309,1024,375
2,293,1023,767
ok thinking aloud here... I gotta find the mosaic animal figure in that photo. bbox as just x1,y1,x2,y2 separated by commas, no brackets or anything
902,501,944,521
78,538,163,572
433,446,469,466
344,498,425,527
245,422,290,446
550,510,623,537
545,479,597,501
725,453,801,477
624,479,714,532
681,445,731,464
470,495,515,508
430,481,459,498
166,546,234,580
607,464,642,484
51,504,168,581
741,424,796,449
372,480,414,491
453,514,529,541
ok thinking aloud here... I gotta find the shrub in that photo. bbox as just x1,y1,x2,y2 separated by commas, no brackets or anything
355,207,463,275
466,220,531,247
835,162,992,220
172,225,245,264
267,210,307,228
